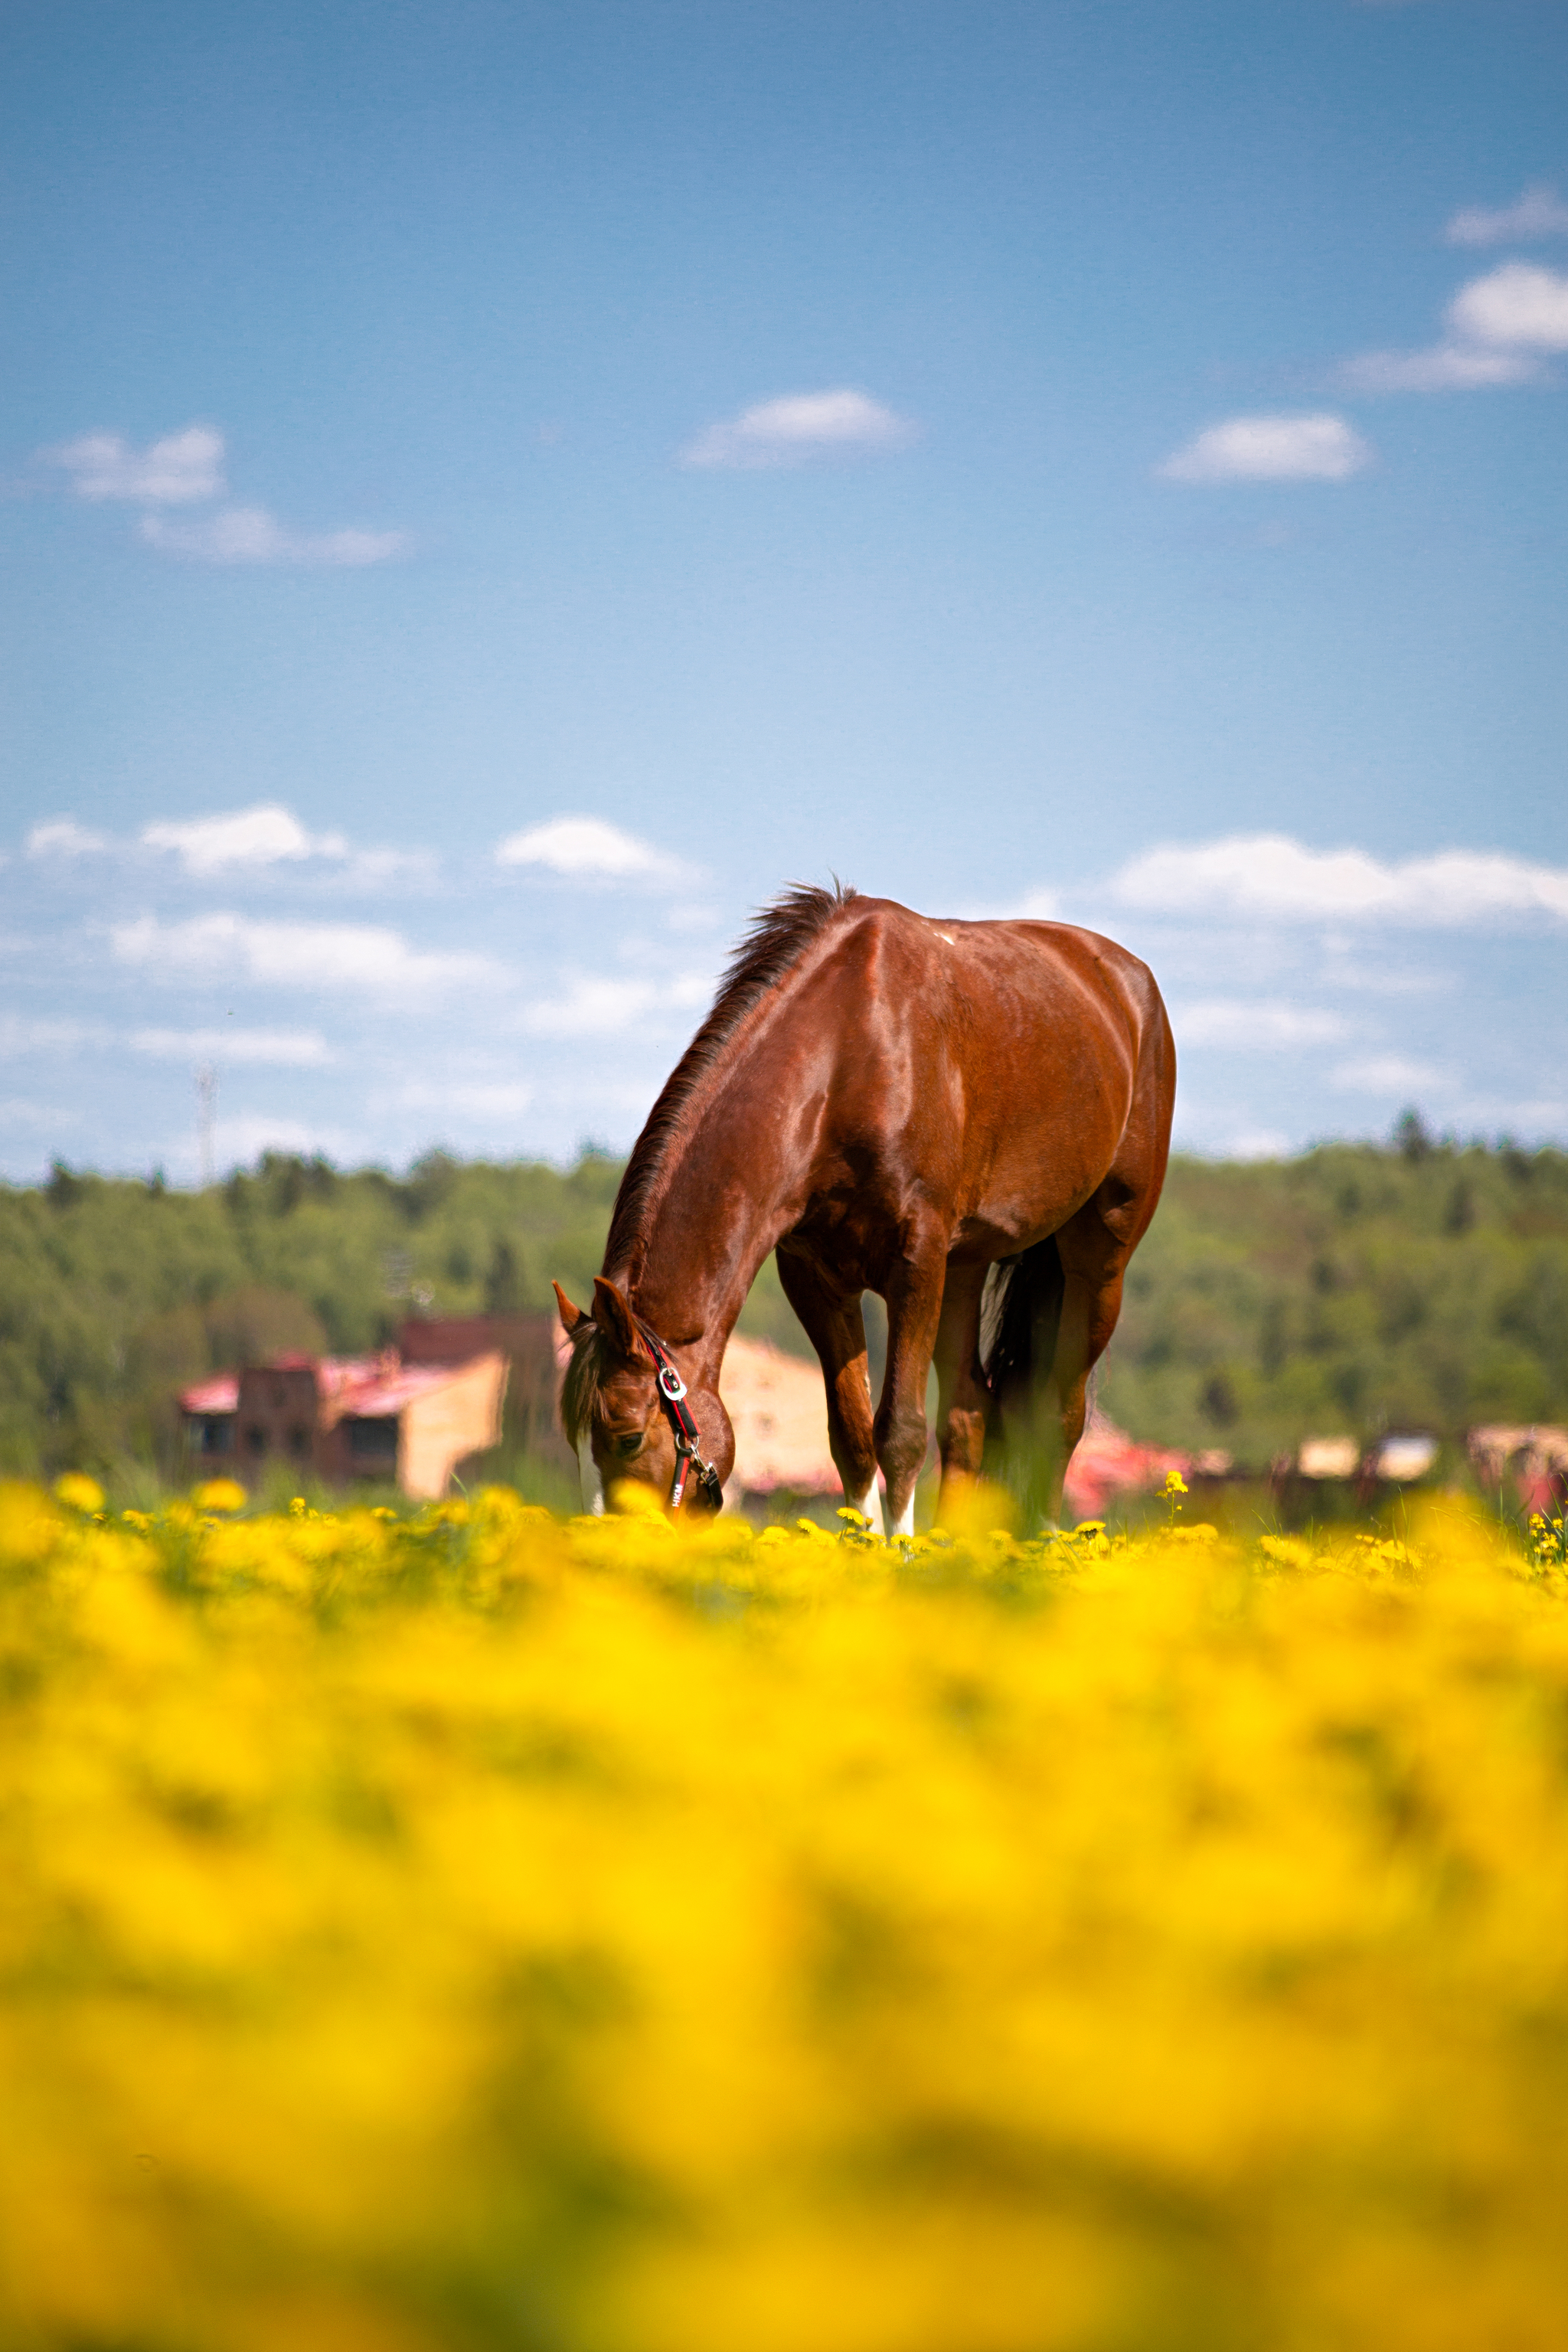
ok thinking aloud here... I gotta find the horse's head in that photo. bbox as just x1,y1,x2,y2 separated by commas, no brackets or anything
554,1275,733,1515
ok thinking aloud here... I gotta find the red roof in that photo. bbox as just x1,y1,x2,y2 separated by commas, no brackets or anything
328,1361,475,1419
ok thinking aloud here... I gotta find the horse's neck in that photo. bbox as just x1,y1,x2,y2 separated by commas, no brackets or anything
623,1090,802,1367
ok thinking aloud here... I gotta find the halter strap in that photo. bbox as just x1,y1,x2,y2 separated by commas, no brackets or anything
640,1328,724,1511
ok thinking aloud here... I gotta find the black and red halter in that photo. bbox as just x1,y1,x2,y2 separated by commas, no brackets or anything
640,1328,724,1511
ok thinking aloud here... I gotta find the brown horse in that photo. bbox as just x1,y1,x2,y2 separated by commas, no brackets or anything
553,884,1175,1533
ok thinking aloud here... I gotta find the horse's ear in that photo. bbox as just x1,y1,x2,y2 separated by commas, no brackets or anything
553,1281,588,1338
592,1275,645,1361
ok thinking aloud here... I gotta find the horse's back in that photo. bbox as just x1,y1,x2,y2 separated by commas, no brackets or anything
938,911,1161,1030
833,896,1158,1017
830,897,1167,1099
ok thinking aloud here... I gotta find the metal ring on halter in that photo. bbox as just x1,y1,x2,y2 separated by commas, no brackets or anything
642,1328,722,1511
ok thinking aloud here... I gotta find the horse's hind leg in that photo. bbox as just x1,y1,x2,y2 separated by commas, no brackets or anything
776,1247,883,1532
1025,1011,1174,1529
932,1261,991,1501
1037,1200,1135,1527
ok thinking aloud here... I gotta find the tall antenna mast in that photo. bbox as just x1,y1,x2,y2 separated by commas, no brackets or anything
195,1063,218,1188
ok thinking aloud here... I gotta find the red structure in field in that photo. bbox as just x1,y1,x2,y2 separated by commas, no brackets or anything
1060,1413,1194,1524
1469,1425,1568,1520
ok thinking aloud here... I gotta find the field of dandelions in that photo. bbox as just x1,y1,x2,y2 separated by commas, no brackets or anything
5,1472,1568,2352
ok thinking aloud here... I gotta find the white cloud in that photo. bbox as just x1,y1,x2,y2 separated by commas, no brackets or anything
1446,260,1568,354
1454,1093,1568,1135
0,1097,79,1132
43,424,225,504
339,846,438,888
521,978,656,1035
24,803,419,890
1339,260,1568,394
1112,835,1568,927
1339,343,1537,392
1312,954,1452,998
397,1080,534,1119
1332,1054,1452,1094
680,388,918,470
1212,1128,1292,1163
110,913,500,998
39,423,407,564
139,506,407,567
663,901,725,934
520,971,710,1037
950,887,1060,925
496,815,691,884
27,818,109,858
142,803,348,877
1174,1000,1351,1050
1447,184,1568,248
0,1015,107,1056
198,1115,354,1174
1157,413,1371,484
131,1027,335,1067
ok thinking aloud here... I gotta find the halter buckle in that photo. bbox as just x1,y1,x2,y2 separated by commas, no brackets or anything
642,1327,721,1513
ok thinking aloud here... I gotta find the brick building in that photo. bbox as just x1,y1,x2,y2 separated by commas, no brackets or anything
181,1339,508,1501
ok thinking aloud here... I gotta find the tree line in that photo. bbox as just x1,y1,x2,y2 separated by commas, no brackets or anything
1098,1121,1568,1465
3,1122,1565,1488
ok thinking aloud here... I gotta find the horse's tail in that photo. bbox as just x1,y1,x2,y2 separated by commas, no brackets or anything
979,1233,1065,1407
979,1234,1066,1497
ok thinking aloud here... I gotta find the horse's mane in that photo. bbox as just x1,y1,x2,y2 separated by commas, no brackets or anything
560,878,858,1446
606,877,858,1269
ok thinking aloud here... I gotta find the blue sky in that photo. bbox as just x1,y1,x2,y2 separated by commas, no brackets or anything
2,0,1565,1181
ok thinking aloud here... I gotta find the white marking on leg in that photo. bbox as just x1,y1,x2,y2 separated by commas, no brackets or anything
849,1482,885,1538
890,1488,916,1538
577,1436,606,1516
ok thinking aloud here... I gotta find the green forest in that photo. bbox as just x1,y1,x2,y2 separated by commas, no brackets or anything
1098,1128,1568,1462
3,1125,1566,1491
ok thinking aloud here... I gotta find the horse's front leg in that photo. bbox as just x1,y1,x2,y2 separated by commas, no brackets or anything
875,1238,947,1538
776,1247,883,1534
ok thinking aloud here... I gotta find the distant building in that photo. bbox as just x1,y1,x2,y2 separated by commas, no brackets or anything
403,1315,570,1469
1269,1429,1444,1512
181,1342,508,1500
1295,1435,1361,1482
716,1335,843,1500
1367,1432,1439,1485
1469,1425,1568,1518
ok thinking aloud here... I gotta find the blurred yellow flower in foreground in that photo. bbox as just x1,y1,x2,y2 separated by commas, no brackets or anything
2,1488,1568,2351
51,1470,104,1514
191,1477,248,1514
